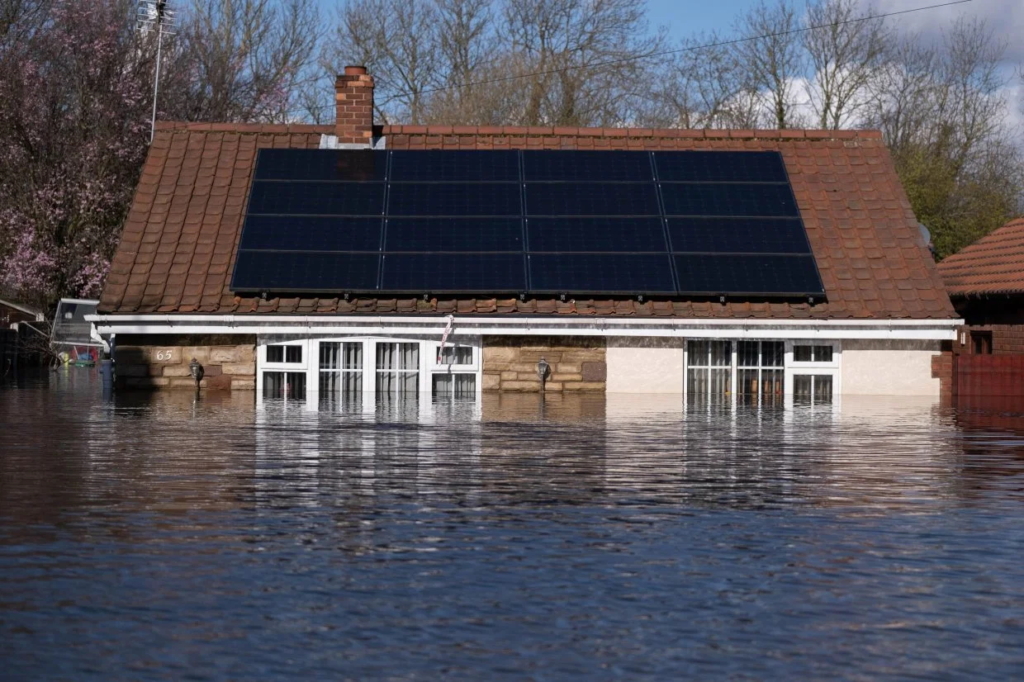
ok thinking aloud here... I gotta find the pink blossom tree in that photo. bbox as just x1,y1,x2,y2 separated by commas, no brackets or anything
0,0,150,309
0,0,321,311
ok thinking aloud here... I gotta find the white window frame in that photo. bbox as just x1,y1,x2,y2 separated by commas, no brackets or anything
257,336,482,406
784,339,841,399
260,341,308,371
683,338,844,403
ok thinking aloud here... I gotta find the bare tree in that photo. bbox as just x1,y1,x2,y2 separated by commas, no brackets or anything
803,0,891,130
499,0,666,127
326,0,443,124
733,0,805,129
175,0,322,123
421,0,498,123
652,32,764,129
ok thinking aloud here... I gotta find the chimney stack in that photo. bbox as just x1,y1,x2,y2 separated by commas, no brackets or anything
335,66,374,146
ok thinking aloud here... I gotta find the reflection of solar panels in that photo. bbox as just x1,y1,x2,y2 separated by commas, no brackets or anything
231,149,825,299
51,299,101,347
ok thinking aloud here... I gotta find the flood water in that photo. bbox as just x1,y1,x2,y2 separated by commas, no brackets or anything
2,370,1024,681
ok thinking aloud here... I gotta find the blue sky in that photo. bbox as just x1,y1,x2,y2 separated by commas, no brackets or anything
644,0,753,36
317,0,1020,59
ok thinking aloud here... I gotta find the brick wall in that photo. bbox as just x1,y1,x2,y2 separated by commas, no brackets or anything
931,347,954,400
335,66,374,145
115,335,256,390
482,336,606,392
951,325,1024,356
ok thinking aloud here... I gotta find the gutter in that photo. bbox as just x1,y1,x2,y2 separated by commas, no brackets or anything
87,313,962,341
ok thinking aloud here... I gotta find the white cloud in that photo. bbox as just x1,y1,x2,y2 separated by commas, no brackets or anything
874,0,1024,63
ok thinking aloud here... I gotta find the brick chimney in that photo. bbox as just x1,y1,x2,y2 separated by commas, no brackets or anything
335,66,374,145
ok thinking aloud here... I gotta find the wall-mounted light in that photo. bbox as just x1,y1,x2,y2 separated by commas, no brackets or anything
536,357,550,389
189,357,204,388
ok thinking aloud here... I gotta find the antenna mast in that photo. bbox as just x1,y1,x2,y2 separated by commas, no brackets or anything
138,1,176,144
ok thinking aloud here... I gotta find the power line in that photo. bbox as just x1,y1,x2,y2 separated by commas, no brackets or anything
409,0,973,98
300,0,971,115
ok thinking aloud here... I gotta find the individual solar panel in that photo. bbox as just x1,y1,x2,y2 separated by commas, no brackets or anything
247,181,385,215
381,253,526,292
239,216,383,252
654,151,787,183
388,183,520,216
523,151,653,182
674,254,824,295
254,149,387,181
526,183,660,216
660,183,798,217
529,254,676,294
528,217,666,252
667,218,811,253
385,218,522,252
232,251,380,292
390,150,519,182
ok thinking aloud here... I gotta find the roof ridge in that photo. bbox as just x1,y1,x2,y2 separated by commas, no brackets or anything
381,124,883,141
938,217,1024,268
154,121,335,134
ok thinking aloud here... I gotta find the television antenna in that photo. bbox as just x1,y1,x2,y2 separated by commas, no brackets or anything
137,1,176,143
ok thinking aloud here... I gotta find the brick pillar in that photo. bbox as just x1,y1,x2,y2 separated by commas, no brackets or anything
335,65,374,145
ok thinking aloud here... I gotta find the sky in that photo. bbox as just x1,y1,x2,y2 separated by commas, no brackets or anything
316,0,1023,127
643,0,1022,60
317,0,1022,64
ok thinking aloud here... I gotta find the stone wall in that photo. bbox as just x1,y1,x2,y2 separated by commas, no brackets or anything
482,336,606,392
115,335,256,390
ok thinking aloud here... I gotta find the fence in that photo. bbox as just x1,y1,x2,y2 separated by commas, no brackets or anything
955,355,1024,397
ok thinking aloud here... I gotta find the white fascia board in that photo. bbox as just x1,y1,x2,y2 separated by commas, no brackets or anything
91,314,962,341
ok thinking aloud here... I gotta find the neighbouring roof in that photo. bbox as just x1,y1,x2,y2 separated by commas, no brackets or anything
0,298,43,319
937,218,1024,298
98,122,957,320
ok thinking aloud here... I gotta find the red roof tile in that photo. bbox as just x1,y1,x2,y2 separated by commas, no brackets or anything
98,124,957,320
937,218,1024,297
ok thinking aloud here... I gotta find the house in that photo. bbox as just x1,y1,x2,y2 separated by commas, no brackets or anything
937,217,1024,355
0,298,46,371
91,66,960,404
0,298,44,328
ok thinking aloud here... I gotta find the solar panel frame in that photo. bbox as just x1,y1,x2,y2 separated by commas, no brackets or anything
231,148,827,300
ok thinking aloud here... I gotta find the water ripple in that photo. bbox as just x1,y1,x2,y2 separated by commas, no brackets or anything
2,372,1024,680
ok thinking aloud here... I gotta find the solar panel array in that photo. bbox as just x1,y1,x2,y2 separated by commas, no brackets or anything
231,149,825,298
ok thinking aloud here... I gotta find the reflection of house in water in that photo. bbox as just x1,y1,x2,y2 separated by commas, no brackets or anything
950,396,1024,502
0,389,258,542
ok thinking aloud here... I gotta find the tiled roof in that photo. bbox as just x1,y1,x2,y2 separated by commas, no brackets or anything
937,218,1024,297
98,122,957,320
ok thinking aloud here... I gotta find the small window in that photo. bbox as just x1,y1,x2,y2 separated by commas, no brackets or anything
263,371,307,399
436,346,473,365
433,374,476,398
794,345,833,362
793,374,833,404
266,344,302,364
971,331,992,355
